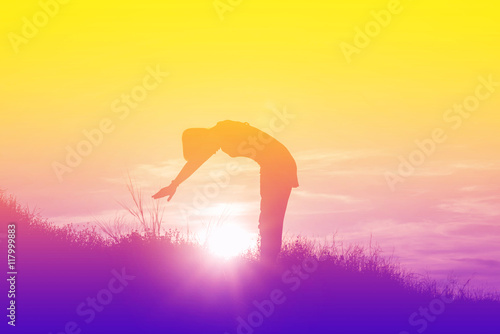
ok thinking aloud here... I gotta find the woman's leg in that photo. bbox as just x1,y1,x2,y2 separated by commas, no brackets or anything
258,182,292,265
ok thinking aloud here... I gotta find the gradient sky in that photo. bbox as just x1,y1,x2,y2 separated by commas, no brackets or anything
1,0,500,290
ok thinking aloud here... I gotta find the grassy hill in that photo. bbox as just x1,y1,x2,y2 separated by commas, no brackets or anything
1,192,499,334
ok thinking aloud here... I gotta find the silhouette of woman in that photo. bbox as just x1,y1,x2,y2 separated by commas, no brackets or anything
152,120,298,264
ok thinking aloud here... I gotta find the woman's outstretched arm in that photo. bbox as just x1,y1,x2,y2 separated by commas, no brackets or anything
152,157,208,201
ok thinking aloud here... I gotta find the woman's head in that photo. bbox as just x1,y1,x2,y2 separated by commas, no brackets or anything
182,128,220,161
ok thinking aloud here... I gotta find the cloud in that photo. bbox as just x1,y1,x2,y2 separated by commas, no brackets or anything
450,160,500,171
296,149,390,170
453,258,500,268
436,196,500,217
296,150,370,163
293,189,363,203
408,159,500,177
444,223,500,237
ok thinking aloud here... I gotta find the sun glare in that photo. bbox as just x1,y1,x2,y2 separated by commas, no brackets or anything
206,225,256,259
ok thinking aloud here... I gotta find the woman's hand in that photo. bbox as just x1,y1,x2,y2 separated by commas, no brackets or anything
152,183,177,201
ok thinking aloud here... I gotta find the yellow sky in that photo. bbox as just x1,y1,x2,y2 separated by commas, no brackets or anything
0,0,498,198
0,0,498,208
2,1,499,163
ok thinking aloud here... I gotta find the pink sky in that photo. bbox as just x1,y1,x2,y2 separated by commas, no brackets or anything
4,144,500,292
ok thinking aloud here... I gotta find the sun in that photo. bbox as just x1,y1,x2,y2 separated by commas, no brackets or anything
206,225,256,259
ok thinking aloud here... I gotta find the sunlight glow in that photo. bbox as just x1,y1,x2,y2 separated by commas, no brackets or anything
206,225,256,259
